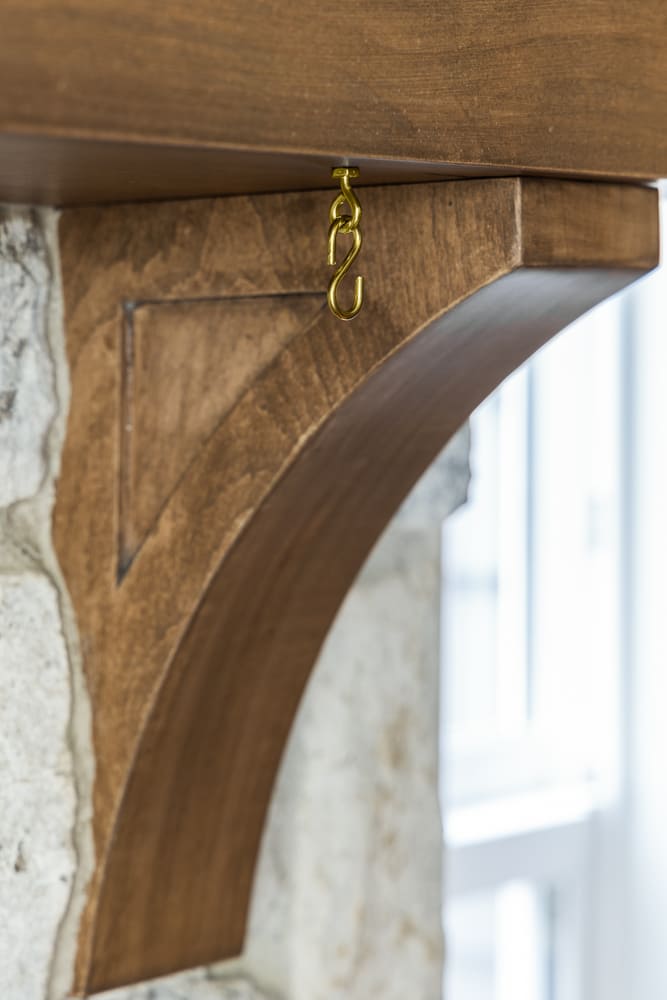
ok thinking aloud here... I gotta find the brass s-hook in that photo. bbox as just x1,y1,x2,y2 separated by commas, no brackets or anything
327,167,364,321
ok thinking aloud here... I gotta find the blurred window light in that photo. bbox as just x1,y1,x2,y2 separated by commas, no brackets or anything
441,293,626,999
445,882,551,1000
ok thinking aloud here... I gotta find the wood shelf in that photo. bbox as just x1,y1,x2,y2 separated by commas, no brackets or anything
2,1,666,205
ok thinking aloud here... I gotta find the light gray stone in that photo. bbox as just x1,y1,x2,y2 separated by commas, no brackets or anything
0,574,76,1000
0,207,95,1000
0,209,56,507
96,968,276,1000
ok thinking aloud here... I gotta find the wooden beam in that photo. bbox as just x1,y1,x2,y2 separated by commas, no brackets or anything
1,1,666,204
52,177,658,992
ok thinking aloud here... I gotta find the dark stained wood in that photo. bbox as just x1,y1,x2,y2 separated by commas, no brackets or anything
2,1,667,205
53,178,658,993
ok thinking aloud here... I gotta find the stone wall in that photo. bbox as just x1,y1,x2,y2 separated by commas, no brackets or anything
0,206,469,1000
0,207,94,1000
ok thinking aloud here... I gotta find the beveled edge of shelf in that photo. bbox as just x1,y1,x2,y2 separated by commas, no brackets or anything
0,128,660,208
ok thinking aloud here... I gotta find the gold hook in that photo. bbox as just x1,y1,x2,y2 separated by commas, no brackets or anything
327,167,364,321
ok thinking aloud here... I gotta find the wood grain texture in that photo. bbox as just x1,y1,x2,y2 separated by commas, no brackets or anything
53,178,659,993
120,295,323,573
1,1,667,205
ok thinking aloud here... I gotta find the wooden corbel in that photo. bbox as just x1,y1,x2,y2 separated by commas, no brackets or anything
51,177,658,993
2,1,665,994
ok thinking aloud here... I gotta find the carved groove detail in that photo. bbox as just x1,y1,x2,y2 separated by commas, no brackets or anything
118,294,324,576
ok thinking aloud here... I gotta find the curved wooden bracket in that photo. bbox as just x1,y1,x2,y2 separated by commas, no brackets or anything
53,178,658,993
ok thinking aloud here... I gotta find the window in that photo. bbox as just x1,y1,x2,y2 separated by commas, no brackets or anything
440,293,629,1000
446,882,552,1000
